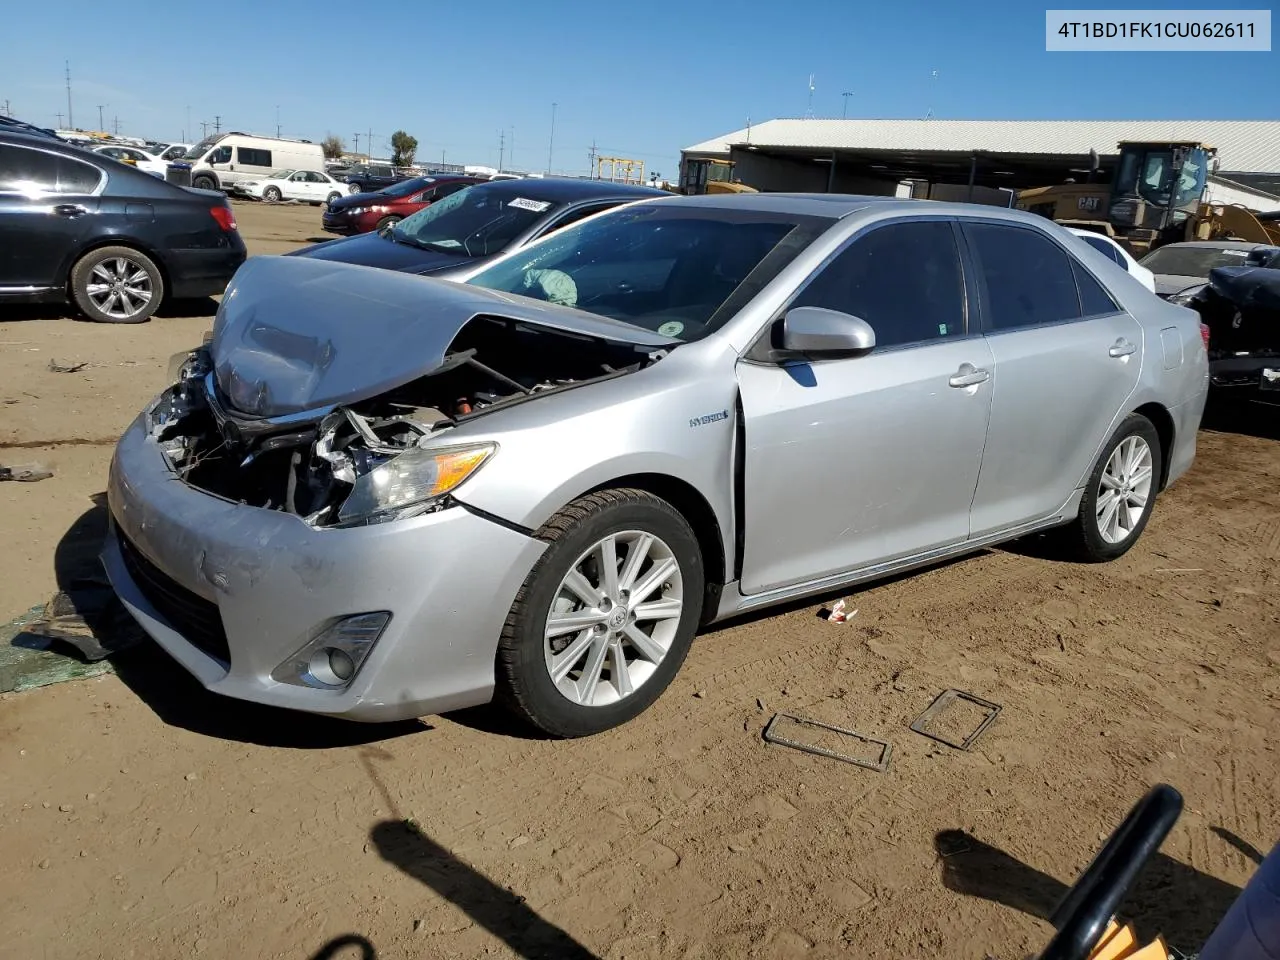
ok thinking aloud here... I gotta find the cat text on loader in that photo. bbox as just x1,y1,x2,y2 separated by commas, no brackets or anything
678,157,759,195
1015,140,1222,257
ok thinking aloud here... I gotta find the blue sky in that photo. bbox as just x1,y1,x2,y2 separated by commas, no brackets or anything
2,0,1275,176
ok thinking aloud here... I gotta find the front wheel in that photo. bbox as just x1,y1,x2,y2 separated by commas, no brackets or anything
192,175,217,191
375,214,402,233
263,186,282,202
496,489,705,738
1061,413,1162,562
326,192,342,206
347,183,362,195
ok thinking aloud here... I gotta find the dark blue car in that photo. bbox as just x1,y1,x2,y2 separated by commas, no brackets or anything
291,177,668,278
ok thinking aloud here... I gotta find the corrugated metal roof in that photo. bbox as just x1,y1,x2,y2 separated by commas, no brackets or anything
682,119,1280,173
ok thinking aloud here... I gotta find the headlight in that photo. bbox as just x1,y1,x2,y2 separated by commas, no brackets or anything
337,442,496,525
346,206,368,215
1166,284,1205,306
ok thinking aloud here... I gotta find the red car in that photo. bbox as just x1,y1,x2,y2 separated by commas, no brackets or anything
321,175,481,235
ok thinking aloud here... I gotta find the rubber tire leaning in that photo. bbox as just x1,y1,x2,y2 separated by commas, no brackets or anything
69,246,164,324
1061,413,1162,563
263,186,282,202
496,489,705,739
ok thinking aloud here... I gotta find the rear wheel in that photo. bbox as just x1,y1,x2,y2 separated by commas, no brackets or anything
70,246,164,324
1061,413,1161,562
496,489,704,738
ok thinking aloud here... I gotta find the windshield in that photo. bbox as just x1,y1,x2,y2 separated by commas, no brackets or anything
1138,245,1256,278
183,136,220,161
389,185,556,257
378,177,434,198
266,169,296,180
465,204,826,341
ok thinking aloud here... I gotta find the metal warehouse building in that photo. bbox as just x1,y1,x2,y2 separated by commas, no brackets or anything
681,119,1280,208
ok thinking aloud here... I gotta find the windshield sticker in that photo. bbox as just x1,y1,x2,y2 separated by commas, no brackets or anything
657,321,685,337
507,197,552,213
1222,250,1249,257
430,238,463,248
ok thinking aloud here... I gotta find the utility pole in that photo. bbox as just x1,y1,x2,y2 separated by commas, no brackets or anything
842,91,854,119
55,112,64,128
806,74,815,118
201,121,209,138
367,127,372,159
213,115,221,133
1,99,10,116
185,105,190,143
275,105,281,138
441,148,446,165
509,127,515,172
113,115,120,135
497,129,505,173
65,61,73,130
352,132,360,157
547,101,557,174
97,104,106,131
587,140,597,179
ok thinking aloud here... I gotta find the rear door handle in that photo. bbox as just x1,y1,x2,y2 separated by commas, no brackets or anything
1109,338,1137,358
53,204,86,218
949,363,991,388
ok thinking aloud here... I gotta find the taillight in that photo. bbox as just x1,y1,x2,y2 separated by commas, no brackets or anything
210,206,237,232
1199,323,1211,350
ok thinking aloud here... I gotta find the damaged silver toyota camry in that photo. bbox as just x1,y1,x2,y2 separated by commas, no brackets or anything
104,194,1207,737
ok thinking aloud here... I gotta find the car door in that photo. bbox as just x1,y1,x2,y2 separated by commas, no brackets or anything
736,218,995,596
0,143,103,289
960,220,1144,536
286,171,311,200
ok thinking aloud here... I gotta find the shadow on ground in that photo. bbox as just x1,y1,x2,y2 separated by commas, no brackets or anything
307,935,376,960
0,298,218,323
935,827,1243,952
1200,395,1280,443
44,496,423,749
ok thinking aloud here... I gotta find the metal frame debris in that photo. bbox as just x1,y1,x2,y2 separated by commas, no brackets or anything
909,689,1002,751
762,713,892,772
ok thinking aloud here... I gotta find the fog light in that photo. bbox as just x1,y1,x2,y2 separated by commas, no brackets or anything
271,612,391,690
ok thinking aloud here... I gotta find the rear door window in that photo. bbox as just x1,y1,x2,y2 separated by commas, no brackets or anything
963,222,1083,331
0,145,101,195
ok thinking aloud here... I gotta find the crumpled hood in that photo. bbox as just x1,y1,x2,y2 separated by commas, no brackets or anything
209,255,677,419
288,230,457,273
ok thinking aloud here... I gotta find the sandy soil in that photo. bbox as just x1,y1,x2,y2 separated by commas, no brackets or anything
1,202,1277,960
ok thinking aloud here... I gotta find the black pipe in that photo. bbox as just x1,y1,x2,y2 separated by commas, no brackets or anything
1039,784,1183,960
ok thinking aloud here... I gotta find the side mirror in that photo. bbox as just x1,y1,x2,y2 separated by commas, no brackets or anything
780,306,876,356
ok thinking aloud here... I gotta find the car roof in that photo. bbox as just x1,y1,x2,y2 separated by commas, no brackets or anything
1155,239,1269,250
476,176,668,203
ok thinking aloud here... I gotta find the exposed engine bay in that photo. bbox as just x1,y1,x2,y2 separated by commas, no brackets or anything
149,315,665,527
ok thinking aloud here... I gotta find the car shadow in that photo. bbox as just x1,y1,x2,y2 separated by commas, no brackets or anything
0,298,218,323
46,497,424,749
359,749,599,959
934,828,1241,951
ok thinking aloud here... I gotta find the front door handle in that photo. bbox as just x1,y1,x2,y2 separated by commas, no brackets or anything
949,363,991,388
53,204,86,218
1109,338,1137,358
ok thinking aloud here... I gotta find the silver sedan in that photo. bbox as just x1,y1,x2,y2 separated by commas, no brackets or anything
104,194,1209,737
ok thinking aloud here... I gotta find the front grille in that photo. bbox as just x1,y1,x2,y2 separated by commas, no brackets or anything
117,529,231,665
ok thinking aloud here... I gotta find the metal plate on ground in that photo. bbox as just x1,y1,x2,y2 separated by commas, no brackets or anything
909,689,1002,751
762,713,891,772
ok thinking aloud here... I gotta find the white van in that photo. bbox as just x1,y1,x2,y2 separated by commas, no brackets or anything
181,133,326,192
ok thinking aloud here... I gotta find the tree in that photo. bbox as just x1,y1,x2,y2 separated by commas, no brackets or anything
390,130,418,167
321,134,345,159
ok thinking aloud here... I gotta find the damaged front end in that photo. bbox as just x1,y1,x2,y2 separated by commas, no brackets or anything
148,313,666,527
1190,264,1280,400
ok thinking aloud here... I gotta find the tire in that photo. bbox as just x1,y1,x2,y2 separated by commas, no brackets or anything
375,214,402,232
192,175,216,191
496,489,705,738
326,192,341,206
69,246,164,324
263,186,282,202
348,183,362,195
1061,413,1162,562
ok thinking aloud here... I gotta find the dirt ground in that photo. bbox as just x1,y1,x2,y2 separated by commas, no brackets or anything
1,201,1277,960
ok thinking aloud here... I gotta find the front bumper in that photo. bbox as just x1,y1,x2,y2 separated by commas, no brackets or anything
321,211,377,235
103,414,545,722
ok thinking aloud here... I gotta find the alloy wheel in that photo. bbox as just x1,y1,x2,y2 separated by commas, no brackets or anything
1095,436,1154,544
85,258,153,321
543,530,684,707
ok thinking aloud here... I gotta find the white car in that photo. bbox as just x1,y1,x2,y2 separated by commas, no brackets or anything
150,142,192,162
91,144,168,179
234,169,347,206
1068,228,1157,293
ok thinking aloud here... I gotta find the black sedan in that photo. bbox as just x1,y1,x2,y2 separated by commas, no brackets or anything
0,132,247,323
292,177,668,278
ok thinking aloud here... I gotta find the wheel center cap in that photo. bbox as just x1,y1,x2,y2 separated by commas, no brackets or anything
608,608,627,629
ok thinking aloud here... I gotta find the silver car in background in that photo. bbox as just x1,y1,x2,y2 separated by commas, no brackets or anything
103,195,1209,737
